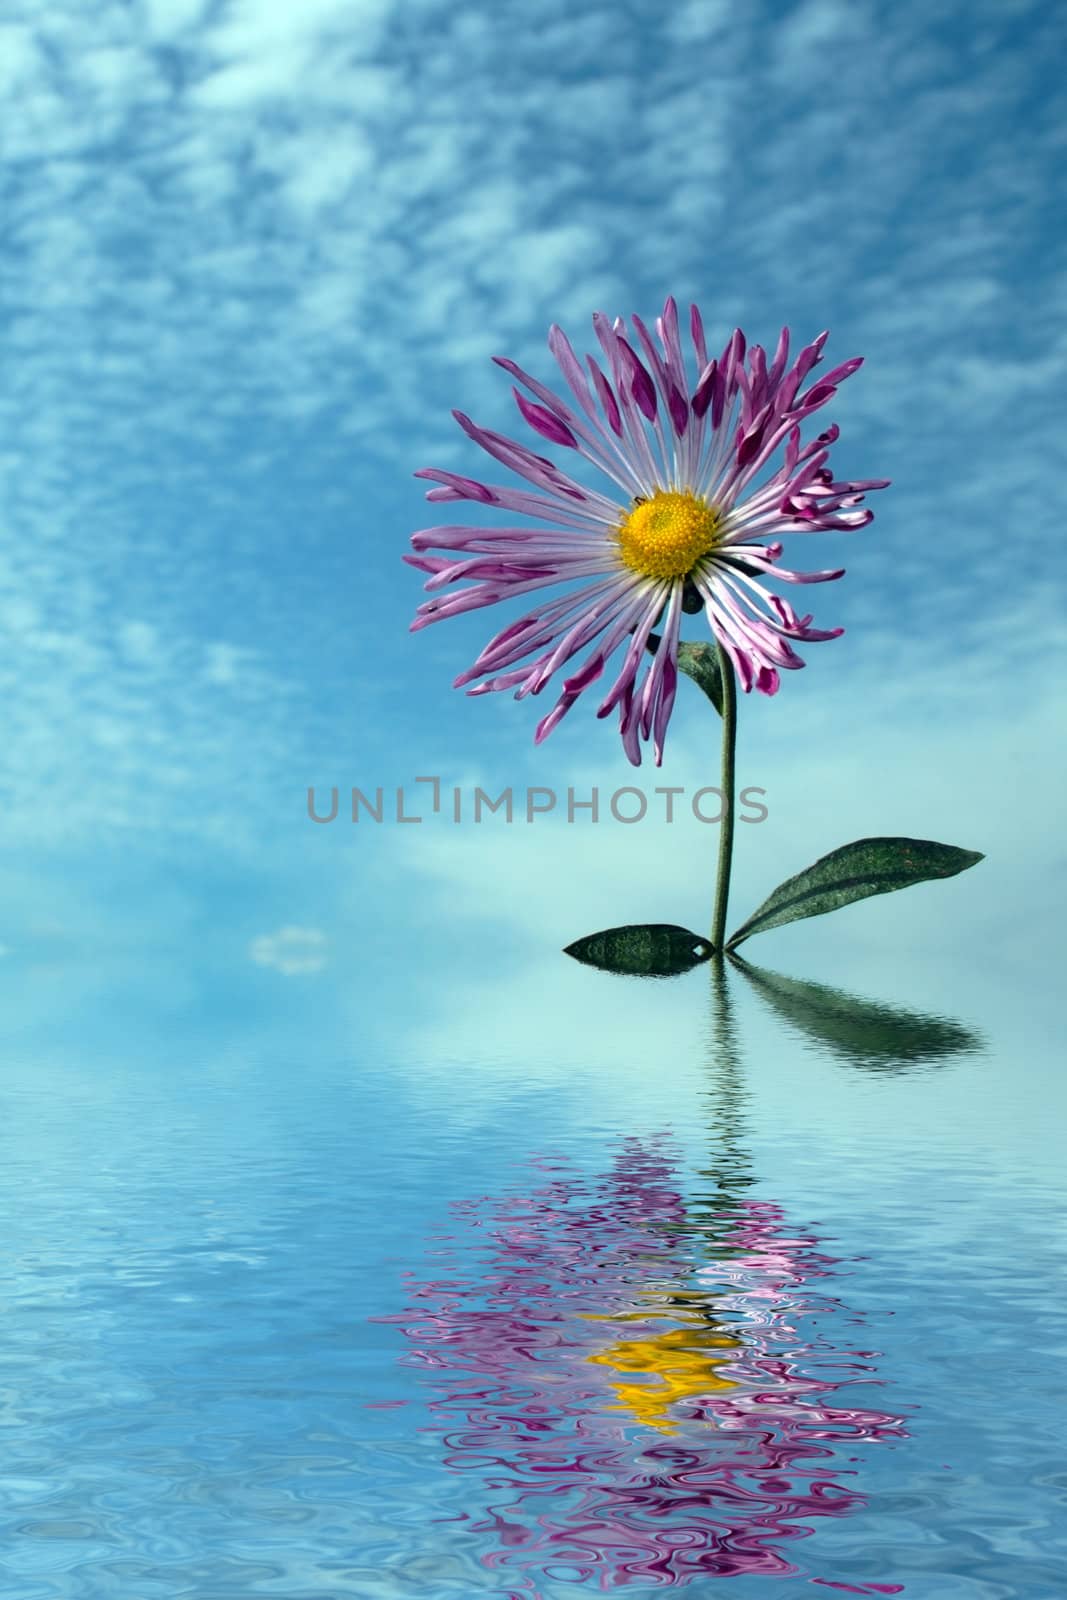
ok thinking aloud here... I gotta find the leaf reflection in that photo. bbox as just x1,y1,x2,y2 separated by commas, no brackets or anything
727,953,983,1071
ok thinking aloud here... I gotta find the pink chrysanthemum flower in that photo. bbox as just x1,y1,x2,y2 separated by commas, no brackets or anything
406,297,888,766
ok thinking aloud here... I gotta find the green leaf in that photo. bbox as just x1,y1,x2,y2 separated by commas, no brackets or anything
726,836,984,950
564,923,713,977
646,633,723,715
729,954,983,1070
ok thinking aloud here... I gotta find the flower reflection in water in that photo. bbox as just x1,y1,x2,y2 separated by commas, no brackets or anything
376,1136,906,1593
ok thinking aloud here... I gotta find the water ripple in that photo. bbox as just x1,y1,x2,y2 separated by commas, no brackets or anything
375,1138,908,1593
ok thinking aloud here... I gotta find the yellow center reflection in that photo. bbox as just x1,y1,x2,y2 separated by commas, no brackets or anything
582,1289,741,1434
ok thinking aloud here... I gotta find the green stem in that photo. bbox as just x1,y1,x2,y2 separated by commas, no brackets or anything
711,641,737,952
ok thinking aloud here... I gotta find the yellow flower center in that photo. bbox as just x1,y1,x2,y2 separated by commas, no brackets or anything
617,490,720,580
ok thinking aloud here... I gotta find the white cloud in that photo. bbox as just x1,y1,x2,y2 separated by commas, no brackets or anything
772,0,871,80
0,0,1059,849
0,24,42,95
118,621,161,664
140,0,207,36
249,924,329,975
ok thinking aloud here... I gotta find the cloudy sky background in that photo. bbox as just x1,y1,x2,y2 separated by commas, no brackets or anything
0,0,1064,1063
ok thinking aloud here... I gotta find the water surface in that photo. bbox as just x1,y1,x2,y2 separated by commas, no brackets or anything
0,946,1063,1597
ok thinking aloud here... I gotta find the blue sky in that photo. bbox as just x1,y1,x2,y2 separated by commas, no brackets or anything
0,0,1064,1052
